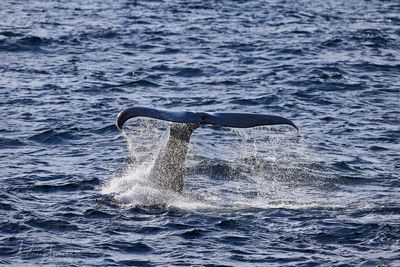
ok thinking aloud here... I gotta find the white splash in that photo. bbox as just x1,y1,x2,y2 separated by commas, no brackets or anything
102,120,346,211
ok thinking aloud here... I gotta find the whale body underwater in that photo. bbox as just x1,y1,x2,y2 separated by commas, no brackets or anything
116,106,298,193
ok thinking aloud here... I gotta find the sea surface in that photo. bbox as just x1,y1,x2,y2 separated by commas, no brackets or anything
1,0,399,266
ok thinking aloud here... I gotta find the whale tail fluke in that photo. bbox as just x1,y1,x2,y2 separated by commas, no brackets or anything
116,106,298,193
116,106,298,131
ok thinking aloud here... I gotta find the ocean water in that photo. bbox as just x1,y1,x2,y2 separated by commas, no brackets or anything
1,0,399,266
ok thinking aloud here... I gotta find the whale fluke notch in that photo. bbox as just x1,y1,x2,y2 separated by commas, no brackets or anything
116,106,298,131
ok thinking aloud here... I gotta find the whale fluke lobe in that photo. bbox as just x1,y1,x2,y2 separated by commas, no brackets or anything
197,112,298,130
116,106,298,131
116,107,203,130
116,106,298,193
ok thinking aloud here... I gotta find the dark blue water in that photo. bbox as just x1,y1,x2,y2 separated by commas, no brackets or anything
1,0,399,266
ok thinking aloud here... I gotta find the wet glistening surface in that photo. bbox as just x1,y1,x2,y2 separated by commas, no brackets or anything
0,0,399,266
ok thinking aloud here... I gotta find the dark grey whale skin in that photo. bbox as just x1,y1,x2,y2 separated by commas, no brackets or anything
116,106,298,193
116,106,298,131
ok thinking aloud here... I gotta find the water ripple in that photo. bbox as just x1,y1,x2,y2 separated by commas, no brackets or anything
1,0,399,265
